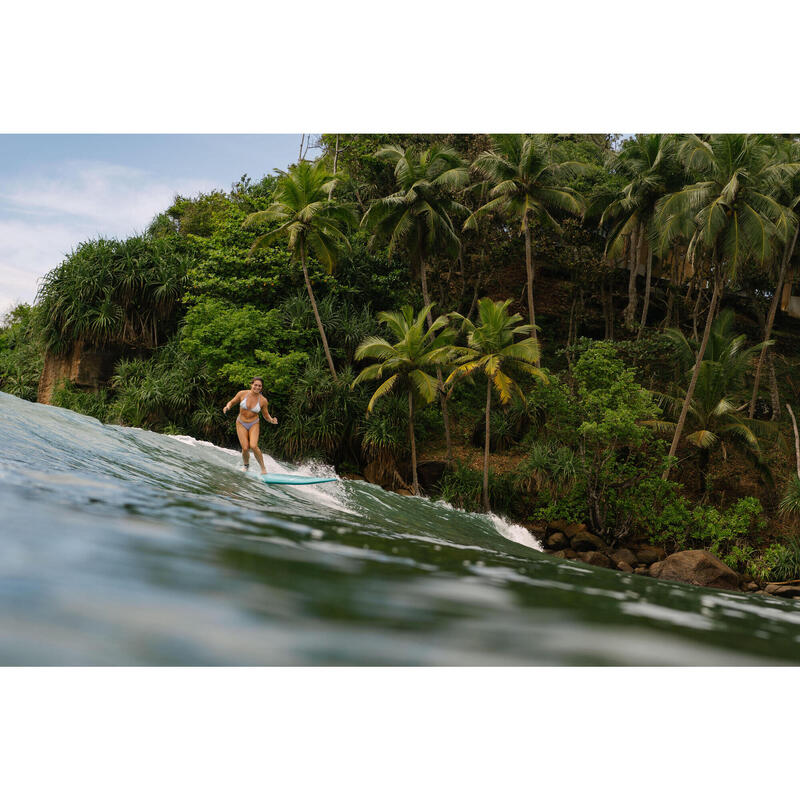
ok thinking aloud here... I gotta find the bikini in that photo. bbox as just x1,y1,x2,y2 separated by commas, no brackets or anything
237,395,262,431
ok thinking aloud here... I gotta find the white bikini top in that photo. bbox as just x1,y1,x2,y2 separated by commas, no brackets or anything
240,395,262,414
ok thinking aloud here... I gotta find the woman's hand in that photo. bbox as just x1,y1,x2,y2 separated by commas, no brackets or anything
269,415,278,425
223,405,229,414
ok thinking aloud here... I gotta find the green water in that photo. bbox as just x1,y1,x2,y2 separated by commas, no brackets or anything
1,390,799,665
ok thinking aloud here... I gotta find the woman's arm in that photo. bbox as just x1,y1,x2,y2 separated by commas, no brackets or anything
223,391,244,414
262,398,278,424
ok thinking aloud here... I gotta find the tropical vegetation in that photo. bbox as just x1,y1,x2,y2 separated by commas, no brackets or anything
7,132,800,585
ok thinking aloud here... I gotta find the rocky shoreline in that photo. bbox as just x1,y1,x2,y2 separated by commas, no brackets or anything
529,518,800,599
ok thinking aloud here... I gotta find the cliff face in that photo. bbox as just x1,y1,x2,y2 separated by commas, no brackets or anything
37,340,121,404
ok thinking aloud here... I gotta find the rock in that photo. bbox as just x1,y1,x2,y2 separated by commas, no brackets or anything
564,522,588,538
37,340,123,404
617,561,634,573
742,581,759,593
552,549,577,559
635,546,665,566
634,567,649,575
764,582,800,598
612,548,637,568
579,551,613,569
648,550,740,590
416,461,447,494
545,532,569,550
526,522,548,537
547,520,571,533
571,531,606,552
396,488,413,496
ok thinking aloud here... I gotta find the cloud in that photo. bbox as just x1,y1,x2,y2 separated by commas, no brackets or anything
0,160,217,316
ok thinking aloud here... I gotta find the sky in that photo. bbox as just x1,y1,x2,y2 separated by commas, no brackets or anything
0,134,308,317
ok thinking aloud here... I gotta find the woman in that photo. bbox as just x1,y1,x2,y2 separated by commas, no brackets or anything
223,377,278,474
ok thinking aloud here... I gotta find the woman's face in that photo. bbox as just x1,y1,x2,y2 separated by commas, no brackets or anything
251,380,263,394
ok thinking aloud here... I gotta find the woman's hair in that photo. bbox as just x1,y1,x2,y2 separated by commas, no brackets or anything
251,377,264,386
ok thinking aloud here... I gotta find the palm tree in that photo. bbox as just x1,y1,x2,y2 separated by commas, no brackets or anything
655,134,797,481
650,309,773,489
361,145,470,457
599,134,680,335
243,161,357,379
352,304,457,495
446,297,546,512
465,135,585,362
749,138,800,418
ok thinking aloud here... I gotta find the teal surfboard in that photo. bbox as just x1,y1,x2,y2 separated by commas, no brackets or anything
261,473,338,485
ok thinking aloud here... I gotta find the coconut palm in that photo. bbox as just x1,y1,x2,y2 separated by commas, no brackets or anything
655,133,798,481
446,298,547,512
650,309,774,489
361,145,470,457
465,135,585,361
599,133,680,335
243,161,358,379
352,304,457,495
749,138,800,418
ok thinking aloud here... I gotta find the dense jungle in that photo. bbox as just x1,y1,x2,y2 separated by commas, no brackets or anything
5,132,800,590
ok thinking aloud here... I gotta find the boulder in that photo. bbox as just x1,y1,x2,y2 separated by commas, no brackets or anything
764,583,800,598
552,549,577,559
579,551,614,569
571,531,606,552
545,532,569,550
742,582,759,593
617,561,634,573
564,522,588,538
526,522,548,537
649,550,740,590
635,546,665,566
547,520,571,533
612,548,637,568
634,567,649,575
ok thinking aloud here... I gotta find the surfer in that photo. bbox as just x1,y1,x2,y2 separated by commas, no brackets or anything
223,377,277,474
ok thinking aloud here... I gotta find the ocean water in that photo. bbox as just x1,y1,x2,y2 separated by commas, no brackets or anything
2,390,799,665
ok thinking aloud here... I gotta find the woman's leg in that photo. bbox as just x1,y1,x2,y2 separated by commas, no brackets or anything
236,420,251,467
248,423,266,474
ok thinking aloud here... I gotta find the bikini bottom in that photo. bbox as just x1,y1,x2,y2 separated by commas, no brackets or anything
236,416,259,431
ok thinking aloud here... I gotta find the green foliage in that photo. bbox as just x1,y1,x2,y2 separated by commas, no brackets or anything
50,381,109,421
0,304,44,401
107,338,214,435
749,539,800,582
438,462,516,516
180,299,306,399
36,234,192,354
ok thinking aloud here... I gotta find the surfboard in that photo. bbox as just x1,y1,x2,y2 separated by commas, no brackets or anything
261,473,338,485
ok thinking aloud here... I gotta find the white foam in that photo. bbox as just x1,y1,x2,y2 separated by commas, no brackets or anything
489,514,543,552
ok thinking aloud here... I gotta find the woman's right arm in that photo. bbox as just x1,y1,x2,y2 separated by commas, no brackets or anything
223,391,243,414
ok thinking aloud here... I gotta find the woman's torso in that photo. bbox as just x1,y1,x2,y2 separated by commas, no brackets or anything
238,392,263,421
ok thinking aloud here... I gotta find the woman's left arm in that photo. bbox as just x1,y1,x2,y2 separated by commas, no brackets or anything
263,398,278,425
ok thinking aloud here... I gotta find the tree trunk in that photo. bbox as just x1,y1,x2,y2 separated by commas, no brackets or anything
301,243,337,379
327,133,340,201
624,224,640,329
483,378,492,512
298,134,305,162
637,240,654,340
524,218,540,365
420,258,453,460
786,403,800,479
769,352,781,420
408,389,419,495
749,226,799,418
662,275,721,482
